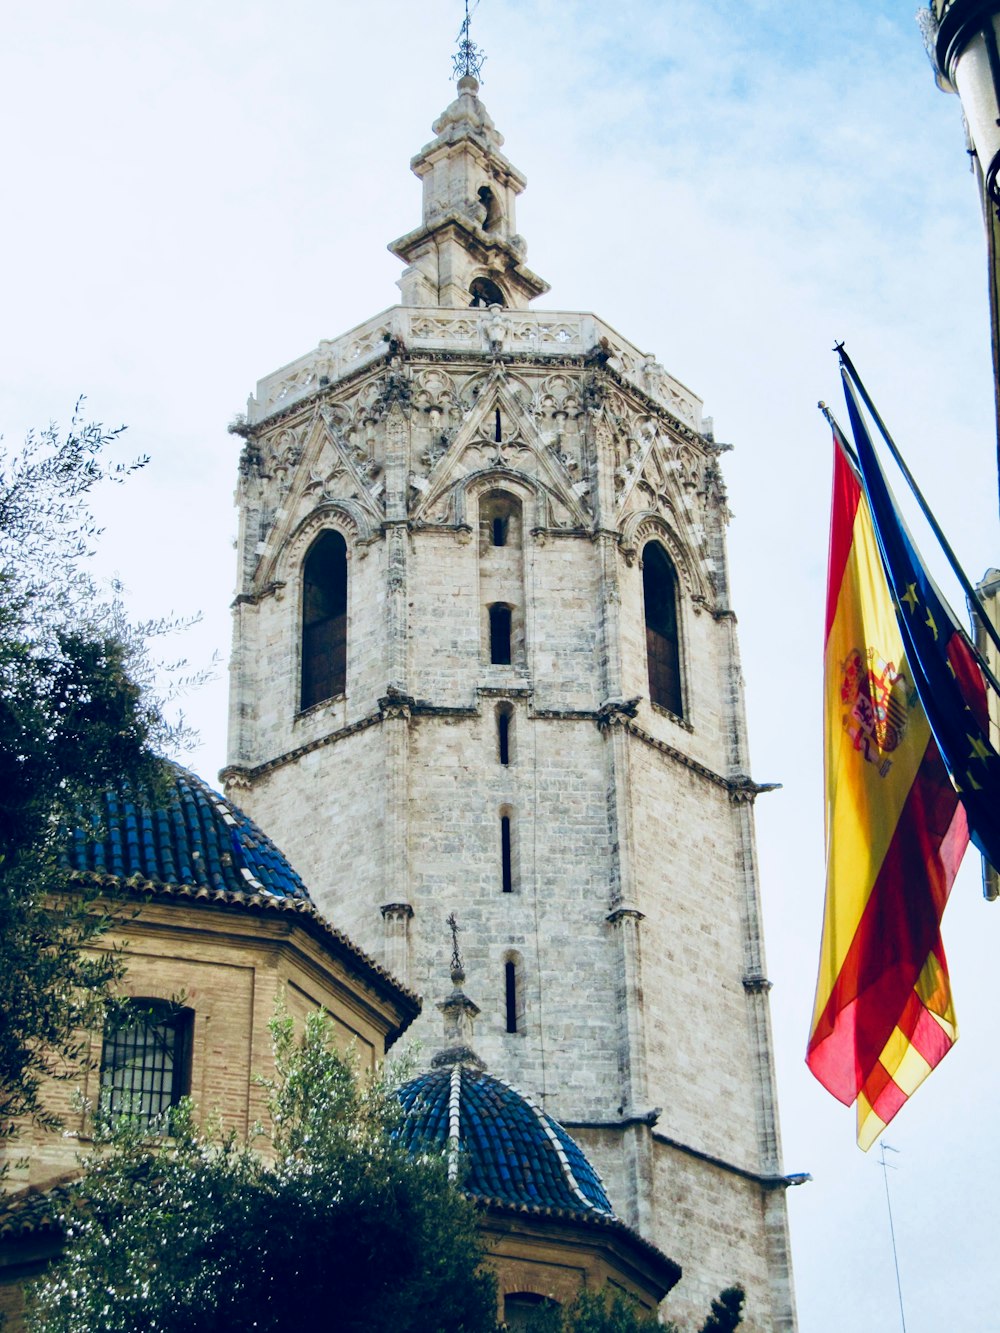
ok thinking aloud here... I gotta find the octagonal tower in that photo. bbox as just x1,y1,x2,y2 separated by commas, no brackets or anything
224,74,796,1332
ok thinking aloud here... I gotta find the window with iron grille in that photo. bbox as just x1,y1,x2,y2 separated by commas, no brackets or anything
99,999,193,1131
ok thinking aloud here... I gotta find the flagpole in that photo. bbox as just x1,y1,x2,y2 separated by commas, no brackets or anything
836,344,1000,668
819,398,1000,699
878,1141,907,1333
817,401,858,466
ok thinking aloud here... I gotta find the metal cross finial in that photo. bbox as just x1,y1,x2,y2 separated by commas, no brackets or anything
453,0,486,81
446,912,464,978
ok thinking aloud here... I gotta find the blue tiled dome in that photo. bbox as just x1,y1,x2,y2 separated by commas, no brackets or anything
65,763,310,901
397,1064,612,1216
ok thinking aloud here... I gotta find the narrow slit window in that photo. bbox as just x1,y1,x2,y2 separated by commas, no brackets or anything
494,407,502,443
497,708,511,765
301,530,348,709
643,542,682,716
501,815,513,893
505,960,518,1033
492,516,508,547
489,604,512,665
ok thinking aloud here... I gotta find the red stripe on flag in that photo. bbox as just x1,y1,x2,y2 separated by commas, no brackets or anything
807,740,961,1102
947,632,990,731
908,991,954,1069
825,438,862,642
869,1071,907,1127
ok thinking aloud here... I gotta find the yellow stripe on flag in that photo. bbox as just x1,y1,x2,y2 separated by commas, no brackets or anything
813,497,931,1029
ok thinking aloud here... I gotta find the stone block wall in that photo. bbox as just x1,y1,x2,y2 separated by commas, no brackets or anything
224,310,795,1331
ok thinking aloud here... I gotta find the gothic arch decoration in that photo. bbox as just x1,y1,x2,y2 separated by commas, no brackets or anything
258,424,306,490
267,503,368,594
428,465,586,533
533,373,582,416
463,470,539,531
412,367,465,471
410,370,591,530
251,411,384,590
412,366,463,419
460,366,534,414
619,510,711,608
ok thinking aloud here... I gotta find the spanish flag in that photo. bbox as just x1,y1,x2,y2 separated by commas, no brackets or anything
807,422,967,1149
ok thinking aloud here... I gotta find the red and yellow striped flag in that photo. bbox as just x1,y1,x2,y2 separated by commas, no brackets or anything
807,429,968,1149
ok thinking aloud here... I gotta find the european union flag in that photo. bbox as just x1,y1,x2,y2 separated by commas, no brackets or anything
843,371,1000,873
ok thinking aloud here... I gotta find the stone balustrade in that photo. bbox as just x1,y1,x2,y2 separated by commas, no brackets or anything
247,305,703,433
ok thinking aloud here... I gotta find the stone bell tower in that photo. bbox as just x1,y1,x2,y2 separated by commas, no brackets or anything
224,73,796,1333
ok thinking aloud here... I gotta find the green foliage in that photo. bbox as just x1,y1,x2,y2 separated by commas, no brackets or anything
698,1285,745,1333
515,1282,745,1333
27,1009,499,1333
0,410,190,1135
516,1289,668,1333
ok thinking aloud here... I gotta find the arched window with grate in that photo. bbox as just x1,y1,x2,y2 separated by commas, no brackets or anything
99,999,193,1132
642,541,683,717
301,530,348,710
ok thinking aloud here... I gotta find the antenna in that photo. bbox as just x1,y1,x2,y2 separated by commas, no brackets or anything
453,0,486,81
878,1140,907,1332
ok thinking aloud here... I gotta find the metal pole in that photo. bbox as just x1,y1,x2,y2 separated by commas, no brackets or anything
820,397,1000,698
837,344,1000,667
879,1141,907,1333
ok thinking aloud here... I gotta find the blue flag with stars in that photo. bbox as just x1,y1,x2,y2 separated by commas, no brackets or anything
843,371,999,873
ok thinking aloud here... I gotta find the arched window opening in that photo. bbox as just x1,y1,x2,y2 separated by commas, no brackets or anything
643,541,683,717
469,276,506,308
497,705,513,765
100,999,193,1132
479,491,522,554
301,530,347,710
505,960,519,1033
500,814,513,893
490,603,512,665
477,185,503,232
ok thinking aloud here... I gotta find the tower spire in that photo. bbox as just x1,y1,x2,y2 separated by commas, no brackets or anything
433,914,485,1070
389,32,549,311
453,0,486,82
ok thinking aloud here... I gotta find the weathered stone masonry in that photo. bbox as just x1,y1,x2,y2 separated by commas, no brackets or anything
223,75,797,1333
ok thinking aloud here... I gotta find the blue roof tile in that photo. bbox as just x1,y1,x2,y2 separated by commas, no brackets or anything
63,763,311,902
397,1065,613,1217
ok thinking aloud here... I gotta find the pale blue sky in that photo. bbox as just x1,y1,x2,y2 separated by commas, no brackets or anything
1,4,997,1329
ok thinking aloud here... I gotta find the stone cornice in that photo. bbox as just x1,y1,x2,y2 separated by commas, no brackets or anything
224,699,777,802
561,1117,795,1191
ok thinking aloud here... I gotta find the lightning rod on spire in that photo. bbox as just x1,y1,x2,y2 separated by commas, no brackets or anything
453,0,486,82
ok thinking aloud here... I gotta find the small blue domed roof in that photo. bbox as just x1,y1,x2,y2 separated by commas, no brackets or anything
397,1064,612,1216
65,763,310,901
